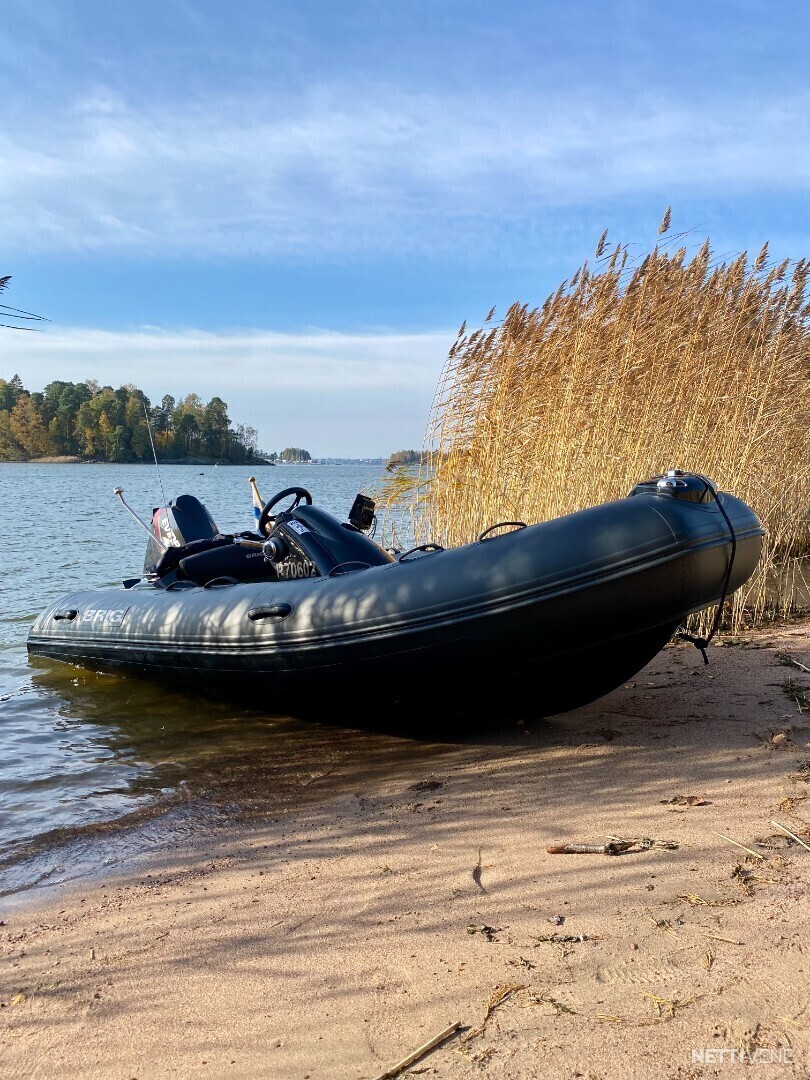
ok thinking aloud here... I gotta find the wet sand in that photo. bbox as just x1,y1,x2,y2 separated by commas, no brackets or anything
2,618,809,1080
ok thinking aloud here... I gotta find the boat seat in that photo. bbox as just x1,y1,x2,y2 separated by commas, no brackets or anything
179,540,278,585
155,534,278,586
154,534,233,578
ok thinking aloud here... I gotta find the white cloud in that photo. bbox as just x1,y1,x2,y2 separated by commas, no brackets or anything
9,325,449,390
2,87,809,258
3,325,453,455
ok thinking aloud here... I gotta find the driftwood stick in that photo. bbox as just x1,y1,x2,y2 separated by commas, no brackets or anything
547,843,608,854
770,819,810,853
371,1021,462,1080
547,841,634,855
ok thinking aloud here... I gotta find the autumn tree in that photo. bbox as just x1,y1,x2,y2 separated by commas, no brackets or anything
9,395,50,455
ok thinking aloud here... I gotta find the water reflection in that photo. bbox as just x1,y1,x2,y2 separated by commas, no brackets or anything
1,463,403,896
2,653,455,899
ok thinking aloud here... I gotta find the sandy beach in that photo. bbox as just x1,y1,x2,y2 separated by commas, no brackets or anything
2,619,809,1080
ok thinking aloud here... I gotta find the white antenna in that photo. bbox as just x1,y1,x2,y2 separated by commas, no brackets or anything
143,401,168,506
114,487,168,549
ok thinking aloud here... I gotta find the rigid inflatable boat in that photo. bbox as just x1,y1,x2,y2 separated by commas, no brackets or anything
28,473,763,714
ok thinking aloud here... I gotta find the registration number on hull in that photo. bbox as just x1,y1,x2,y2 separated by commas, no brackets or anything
276,560,318,580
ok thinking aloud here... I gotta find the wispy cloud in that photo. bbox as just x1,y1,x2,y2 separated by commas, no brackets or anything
3,87,809,258
7,324,449,390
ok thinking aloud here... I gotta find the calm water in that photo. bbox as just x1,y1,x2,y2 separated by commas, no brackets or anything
0,463,393,895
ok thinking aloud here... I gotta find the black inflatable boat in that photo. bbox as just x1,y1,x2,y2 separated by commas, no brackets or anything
27,473,763,713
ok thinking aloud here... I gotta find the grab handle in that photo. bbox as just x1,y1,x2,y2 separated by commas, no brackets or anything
248,603,293,621
53,609,78,621
397,543,444,563
328,561,371,577
477,521,527,542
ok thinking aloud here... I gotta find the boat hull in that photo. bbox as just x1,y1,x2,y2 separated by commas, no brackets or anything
27,488,763,714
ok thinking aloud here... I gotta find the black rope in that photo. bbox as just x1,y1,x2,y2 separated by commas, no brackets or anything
676,476,737,664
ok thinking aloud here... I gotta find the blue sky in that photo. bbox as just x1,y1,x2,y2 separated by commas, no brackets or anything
2,1,808,455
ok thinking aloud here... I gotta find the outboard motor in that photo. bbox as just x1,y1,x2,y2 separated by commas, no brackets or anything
145,495,219,573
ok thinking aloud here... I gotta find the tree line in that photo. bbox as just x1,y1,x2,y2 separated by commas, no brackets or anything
268,448,312,462
0,375,262,463
386,449,424,470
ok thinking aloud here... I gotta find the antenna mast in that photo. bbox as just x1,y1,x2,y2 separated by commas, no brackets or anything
143,401,168,506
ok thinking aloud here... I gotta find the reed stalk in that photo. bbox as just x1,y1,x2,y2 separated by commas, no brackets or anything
384,216,810,630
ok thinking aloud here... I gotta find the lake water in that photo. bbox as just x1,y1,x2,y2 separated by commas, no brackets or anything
0,463,399,898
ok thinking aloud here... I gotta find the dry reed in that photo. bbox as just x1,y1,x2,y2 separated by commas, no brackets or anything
388,213,810,630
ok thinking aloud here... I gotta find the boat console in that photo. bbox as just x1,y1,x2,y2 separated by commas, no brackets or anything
148,487,392,588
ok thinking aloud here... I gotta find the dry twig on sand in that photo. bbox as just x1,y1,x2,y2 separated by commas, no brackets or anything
547,836,677,855
675,893,740,908
462,984,527,1043
778,654,810,674
714,832,765,861
371,1021,462,1080
534,932,594,944
547,842,628,855
525,989,578,1015
770,819,810,852
640,991,698,1021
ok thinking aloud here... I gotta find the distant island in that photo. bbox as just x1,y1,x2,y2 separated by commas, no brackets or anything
0,375,419,467
0,375,266,464
385,449,425,470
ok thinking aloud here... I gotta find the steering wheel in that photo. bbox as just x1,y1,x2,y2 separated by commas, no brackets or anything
258,486,313,536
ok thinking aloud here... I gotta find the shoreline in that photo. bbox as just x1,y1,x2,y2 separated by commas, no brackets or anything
2,619,809,1079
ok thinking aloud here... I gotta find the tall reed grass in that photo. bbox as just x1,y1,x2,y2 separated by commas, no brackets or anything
388,214,810,630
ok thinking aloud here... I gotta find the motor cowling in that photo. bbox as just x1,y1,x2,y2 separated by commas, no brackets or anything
144,495,219,573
